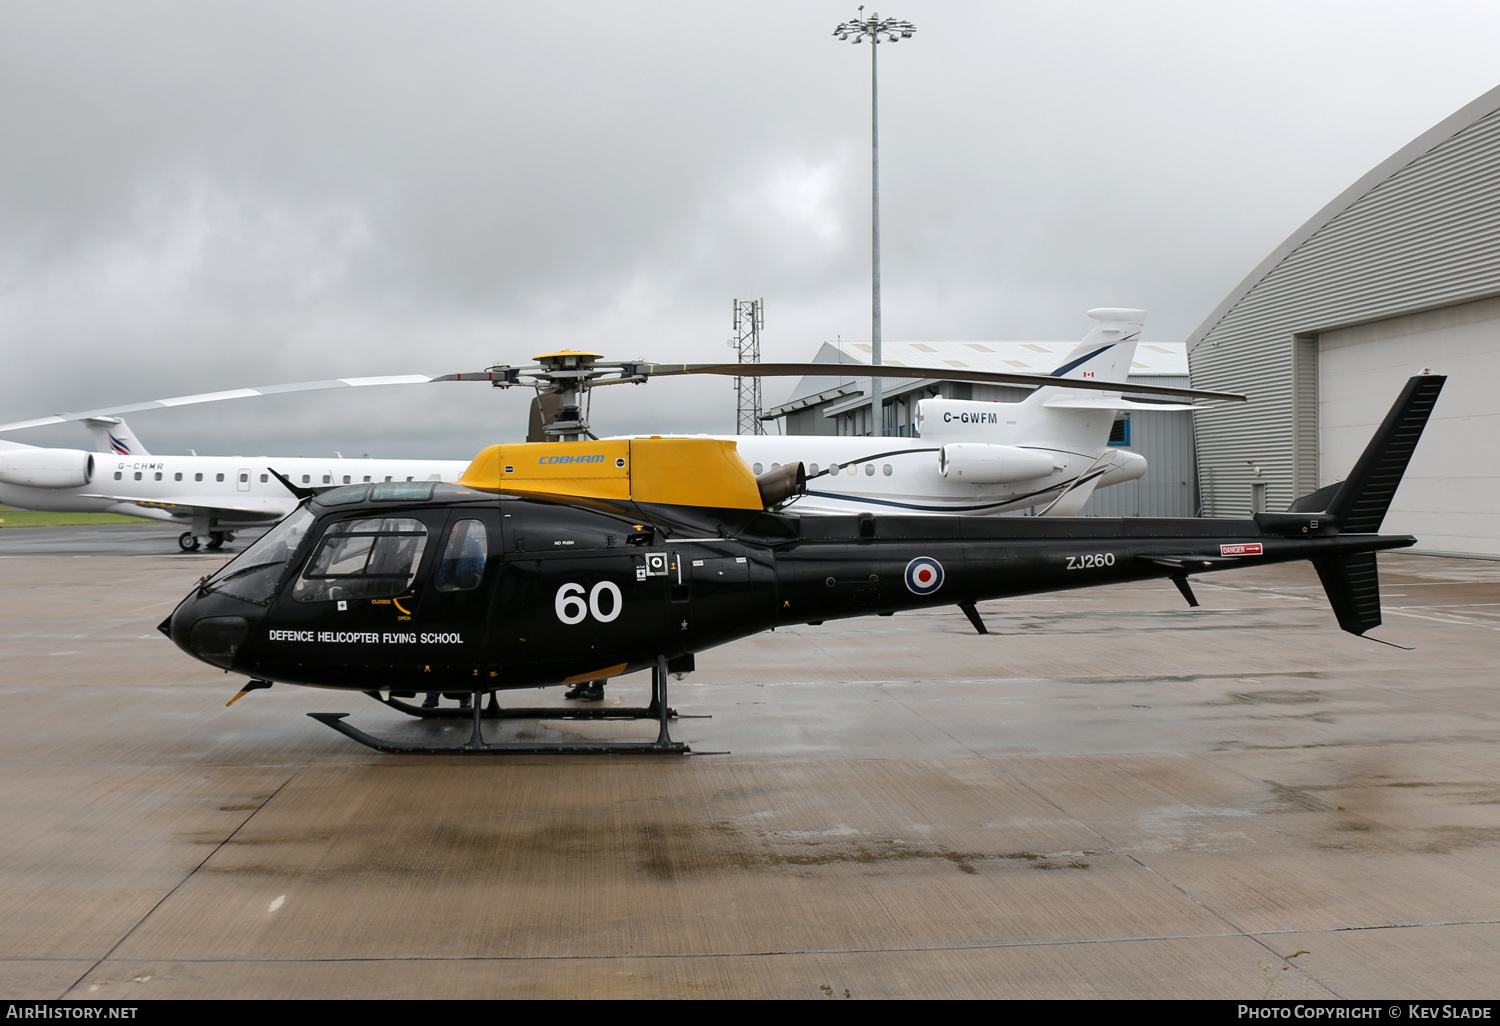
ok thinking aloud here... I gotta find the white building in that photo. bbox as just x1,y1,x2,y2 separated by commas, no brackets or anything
1189,85,1500,557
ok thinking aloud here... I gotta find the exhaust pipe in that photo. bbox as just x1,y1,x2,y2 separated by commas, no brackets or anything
756,462,806,509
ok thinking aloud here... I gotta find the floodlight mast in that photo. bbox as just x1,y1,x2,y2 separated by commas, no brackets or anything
833,8,914,437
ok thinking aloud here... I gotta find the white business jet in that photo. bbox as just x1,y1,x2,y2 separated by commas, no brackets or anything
685,308,1191,515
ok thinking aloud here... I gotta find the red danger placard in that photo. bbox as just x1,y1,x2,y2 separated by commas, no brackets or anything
1220,543,1264,556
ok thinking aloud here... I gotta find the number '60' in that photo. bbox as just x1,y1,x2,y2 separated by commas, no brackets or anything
554,581,623,624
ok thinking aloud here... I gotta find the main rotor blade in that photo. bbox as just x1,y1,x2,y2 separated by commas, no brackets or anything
0,375,442,433
634,362,1246,402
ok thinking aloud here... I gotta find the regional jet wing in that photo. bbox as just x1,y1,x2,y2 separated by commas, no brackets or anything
76,494,291,523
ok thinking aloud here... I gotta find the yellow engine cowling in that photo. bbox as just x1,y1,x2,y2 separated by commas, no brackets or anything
459,437,764,510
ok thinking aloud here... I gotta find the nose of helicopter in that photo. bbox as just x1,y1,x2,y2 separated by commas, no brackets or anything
160,597,253,671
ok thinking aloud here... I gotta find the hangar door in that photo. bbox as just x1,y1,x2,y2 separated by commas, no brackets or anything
1318,295,1500,557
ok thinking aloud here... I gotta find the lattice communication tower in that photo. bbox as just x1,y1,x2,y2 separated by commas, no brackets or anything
731,298,765,435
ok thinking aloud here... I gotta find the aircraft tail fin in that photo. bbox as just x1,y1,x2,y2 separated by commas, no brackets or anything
1293,374,1444,636
1024,307,1146,398
1312,552,1383,636
1322,375,1444,533
84,417,151,457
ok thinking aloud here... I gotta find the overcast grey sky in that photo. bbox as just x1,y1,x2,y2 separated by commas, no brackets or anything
4,0,1500,458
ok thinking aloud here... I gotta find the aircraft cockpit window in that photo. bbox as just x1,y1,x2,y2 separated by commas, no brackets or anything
293,517,429,603
203,506,317,605
314,485,369,506
434,519,487,592
370,481,435,502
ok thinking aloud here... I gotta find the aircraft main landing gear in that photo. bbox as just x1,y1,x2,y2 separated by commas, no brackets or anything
206,531,227,550
312,656,695,754
178,532,200,552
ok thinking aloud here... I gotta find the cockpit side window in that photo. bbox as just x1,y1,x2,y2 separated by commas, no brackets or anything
293,517,429,603
434,519,487,592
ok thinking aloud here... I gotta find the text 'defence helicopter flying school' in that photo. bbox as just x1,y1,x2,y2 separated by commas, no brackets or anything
159,373,1445,756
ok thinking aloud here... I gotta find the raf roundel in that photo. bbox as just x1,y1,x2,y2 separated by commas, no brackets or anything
904,556,944,596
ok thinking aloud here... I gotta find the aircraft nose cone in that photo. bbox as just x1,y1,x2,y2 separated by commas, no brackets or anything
182,615,250,670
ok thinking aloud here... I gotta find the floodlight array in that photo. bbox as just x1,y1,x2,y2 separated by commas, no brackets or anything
832,11,915,44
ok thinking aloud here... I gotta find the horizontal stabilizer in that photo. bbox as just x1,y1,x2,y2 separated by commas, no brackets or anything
1313,552,1382,636
1042,397,1197,412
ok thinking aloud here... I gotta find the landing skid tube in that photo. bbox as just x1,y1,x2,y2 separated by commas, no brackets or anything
366,691,693,722
310,656,692,755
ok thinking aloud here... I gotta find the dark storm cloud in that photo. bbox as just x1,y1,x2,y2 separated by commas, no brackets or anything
3,1,1499,457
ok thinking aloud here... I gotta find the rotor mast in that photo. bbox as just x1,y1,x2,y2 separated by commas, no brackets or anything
533,350,604,442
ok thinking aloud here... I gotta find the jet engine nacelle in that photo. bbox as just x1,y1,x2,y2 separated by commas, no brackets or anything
0,448,94,488
1097,450,1148,486
938,443,1055,484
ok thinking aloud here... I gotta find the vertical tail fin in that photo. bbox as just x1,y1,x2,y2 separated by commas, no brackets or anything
1313,552,1383,635
1028,307,1146,395
1324,375,1444,533
83,417,151,456
1009,308,1147,453
1297,374,1444,636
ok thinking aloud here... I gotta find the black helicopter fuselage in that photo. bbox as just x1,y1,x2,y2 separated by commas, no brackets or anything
163,482,1412,693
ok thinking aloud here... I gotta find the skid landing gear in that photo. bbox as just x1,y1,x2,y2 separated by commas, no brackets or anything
367,688,687,722
309,656,693,755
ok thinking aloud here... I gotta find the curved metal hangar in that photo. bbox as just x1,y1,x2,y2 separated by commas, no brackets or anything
1190,84,1500,557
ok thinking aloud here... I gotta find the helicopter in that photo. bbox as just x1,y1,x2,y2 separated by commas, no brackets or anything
159,373,1444,755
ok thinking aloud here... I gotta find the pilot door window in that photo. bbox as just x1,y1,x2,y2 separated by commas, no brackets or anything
434,519,487,592
293,517,429,603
